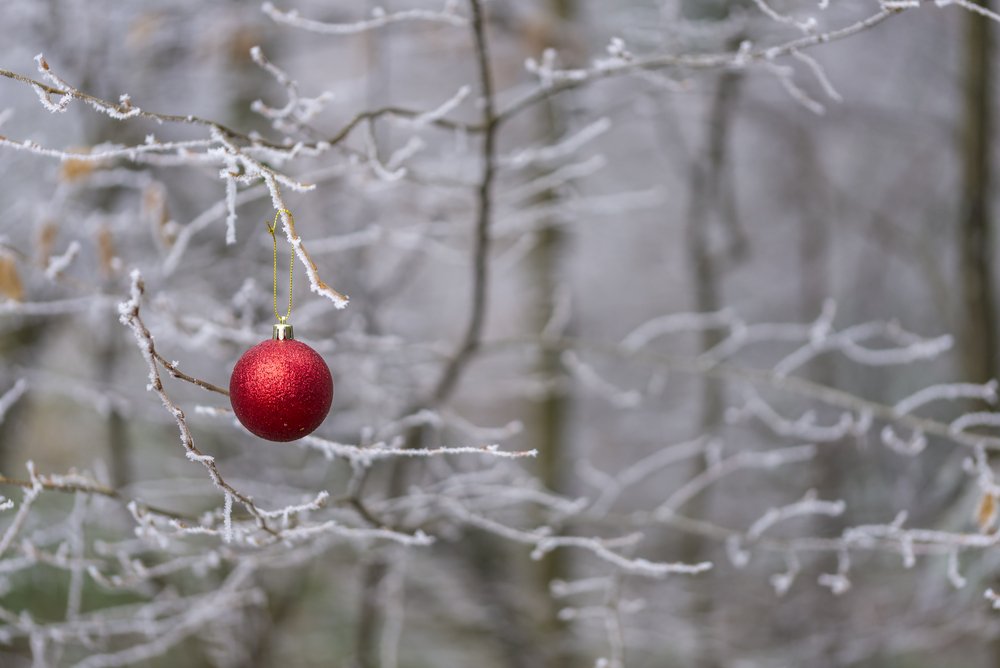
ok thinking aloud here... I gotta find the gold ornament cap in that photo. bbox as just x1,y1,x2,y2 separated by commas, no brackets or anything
272,323,294,340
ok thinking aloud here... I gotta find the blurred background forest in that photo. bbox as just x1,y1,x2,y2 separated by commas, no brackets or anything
1,0,1000,666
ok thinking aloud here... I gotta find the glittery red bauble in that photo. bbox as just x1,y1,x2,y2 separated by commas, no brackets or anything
229,339,333,442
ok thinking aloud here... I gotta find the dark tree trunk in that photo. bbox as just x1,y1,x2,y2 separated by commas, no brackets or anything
530,0,578,664
679,68,743,668
959,0,997,387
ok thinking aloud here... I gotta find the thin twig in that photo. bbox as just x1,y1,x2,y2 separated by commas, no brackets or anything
481,335,1000,452
0,473,193,521
497,7,902,125
118,271,279,538
0,68,480,151
153,351,230,396
431,0,498,404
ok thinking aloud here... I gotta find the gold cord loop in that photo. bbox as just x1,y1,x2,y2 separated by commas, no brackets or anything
267,210,294,324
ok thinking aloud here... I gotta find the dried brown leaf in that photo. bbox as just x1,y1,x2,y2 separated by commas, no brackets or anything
97,225,117,279
127,12,164,50
36,222,58,267
977,493,997,534
0,253,24,302
59,147,97,183
227,26,263,63
143,183,175,248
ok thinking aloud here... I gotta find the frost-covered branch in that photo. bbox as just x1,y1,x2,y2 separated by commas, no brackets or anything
117,270,279,537
262,2,468,35
500,7,902,123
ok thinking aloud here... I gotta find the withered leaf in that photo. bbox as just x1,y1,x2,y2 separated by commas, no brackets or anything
976,493,997,534
0,253,24,302
96,225,118,278
59,148,97,183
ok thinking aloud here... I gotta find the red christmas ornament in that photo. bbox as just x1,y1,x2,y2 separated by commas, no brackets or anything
230,210,335,442
230,324,334,442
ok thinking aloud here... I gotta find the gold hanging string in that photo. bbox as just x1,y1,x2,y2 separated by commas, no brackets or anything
267,210,294,324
